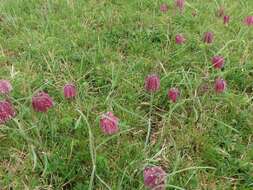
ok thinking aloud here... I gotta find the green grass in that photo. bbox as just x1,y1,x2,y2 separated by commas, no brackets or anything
0,0,253,189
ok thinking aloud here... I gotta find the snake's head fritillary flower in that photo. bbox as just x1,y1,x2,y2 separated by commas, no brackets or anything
215,78,227,93
223,15,230,25
212,56,225,69
203,32,214,44
175,34,186,44
100,112,119,135
0,100,15,124
0,80,12,95
244,16,253,26
160,3,168,13
144,166,166,190
175,0,185,12
64,83,77,99
32,92,54,112
145,75,160,93
168,88,180,103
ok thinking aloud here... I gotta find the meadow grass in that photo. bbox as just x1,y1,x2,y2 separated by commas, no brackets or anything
0,0,253,189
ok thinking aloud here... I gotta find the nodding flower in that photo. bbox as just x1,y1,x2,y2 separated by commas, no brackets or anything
32,92,54,112
212,56,225,69
175,34,186,44
215,78,227,93
145,75,160,93
0,80,12,95
144,166,166,190
0,100,16,124
244,16,253,26
160,3,168,13
203,32,214,44
100,112,119,135
64,83,77,99
168,88,180,103
175,0,185,12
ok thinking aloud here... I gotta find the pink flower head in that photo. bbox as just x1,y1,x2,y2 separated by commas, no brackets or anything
203,32,214,44
215,78,227,93
144,166,166,190
212,56,225,69
0,80,12,94
64,83,77,99
175,0,185,12
145,74,160,93
244,16,253,26
100,112,119,135
32,92,54,112
217,7,225,17
223,15,230,25
160,3,168,13
168,88,180,103
175,34,186,44
0,100,15,124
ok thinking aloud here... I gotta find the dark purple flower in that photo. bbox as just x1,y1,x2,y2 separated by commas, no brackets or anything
212,56,225,69
215,78,227,93
100,112,119,135
64,83,77,99
144,166,166,190
168,88,180,103
145,75,160,93
203,32,214,44
175,0,185,12
0,80,12,94
32,92,54,112
160,3,168,13
175,34,186,44
223,15,230,25
244,16,253,26
0,100,15,124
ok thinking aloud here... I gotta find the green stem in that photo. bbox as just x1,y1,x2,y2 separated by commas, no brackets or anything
145,93,154,148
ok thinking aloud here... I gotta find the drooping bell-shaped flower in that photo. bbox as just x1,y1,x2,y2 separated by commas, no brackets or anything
32,92,54,112
0,100,15,124
145,75,160,93
175,34,186,44
160,3,168,13
212,56,225,69
0,80,12,95
223,15,230,25
168,88,180,103
215,78,227,93
64,83,77,99
203,32,214,44
100,112,119,135
244,16,253,26
144,166,166,190
175,0,185,12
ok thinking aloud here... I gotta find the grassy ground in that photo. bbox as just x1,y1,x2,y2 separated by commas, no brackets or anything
0,0,253,189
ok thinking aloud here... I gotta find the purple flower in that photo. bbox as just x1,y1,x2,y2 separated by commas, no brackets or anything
100,112,119,135
168,88,180,103
212,56,225,69
175,0,185,12
215,78,227,93
203,32,214,44
244,16,253,26
160,3,168,13
144,166,166,190
64,83,77,99
0,100,15,124
145,75,160,93
0,80,12,94
175,34,186,44
32,92,54,112
223,15,230,25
